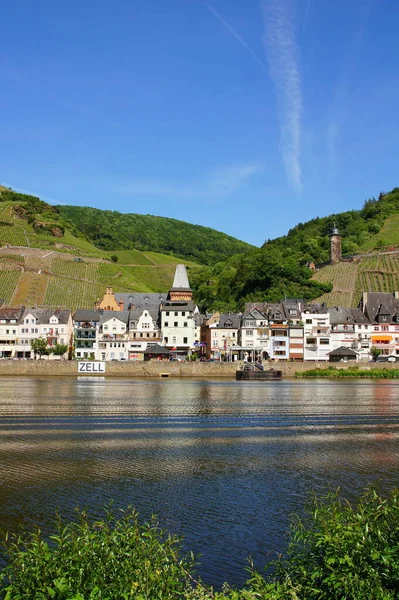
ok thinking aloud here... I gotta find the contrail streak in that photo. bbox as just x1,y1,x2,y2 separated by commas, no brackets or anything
262,0,303,190
204,2,268,74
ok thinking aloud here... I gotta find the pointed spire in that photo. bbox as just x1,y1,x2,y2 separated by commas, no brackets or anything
172,264,190,289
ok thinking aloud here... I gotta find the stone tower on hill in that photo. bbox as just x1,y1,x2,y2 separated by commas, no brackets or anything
168,264,193,301
329,225,342,264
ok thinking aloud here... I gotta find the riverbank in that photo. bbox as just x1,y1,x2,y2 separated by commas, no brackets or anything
296,366,399,378
1,359,399,377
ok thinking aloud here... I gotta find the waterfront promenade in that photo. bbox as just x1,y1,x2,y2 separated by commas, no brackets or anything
0,359,398,377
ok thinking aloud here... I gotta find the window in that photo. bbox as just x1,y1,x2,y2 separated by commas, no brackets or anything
246,330,253,335
374,326,379,331
172,336,177,344
164,322,169,327
381,325,389,331
182,312,185,316
183,337,188,344
104,325,108,330
306,319,312,324
184,322,187,327
174,312,178,316
174,322,178,327
164,337,168,344
5,330,9,335
166,311,170,316
320,338,329,345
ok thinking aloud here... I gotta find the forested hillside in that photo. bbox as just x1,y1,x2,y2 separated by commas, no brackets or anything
190,188,399,312
57,205,252,265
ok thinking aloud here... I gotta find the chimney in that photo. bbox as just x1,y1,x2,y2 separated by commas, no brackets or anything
119,300,124,311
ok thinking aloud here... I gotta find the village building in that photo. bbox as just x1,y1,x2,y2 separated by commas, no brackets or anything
328,306,371,361
95,311,129,361
0,307,25,358
302,303,332,361
359,291,399,358
95,287,125,311
19,308,73,358
73,309,102,359
202,312,241,360
160,264,197,355
239,307,269,361
328,346,358,362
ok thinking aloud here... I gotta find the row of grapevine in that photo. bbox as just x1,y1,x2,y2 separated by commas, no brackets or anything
0,253,25,263
0,204,15,223
44,277,105,310
0,225,29,246
0,270,22,303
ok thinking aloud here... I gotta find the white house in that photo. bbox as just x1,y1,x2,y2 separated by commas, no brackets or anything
0,307,24,358
302,304,331,361
96,311,129,361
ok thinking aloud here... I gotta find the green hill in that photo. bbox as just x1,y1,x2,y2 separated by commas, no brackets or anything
57,205,253,265
190,188,399,312
0,189,200,309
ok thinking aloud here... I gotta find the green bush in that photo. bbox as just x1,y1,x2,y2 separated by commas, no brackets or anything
2,489,399,599
268,488,399,599
0,507,196,599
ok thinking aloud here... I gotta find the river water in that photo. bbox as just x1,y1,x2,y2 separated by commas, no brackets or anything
1,376,399,587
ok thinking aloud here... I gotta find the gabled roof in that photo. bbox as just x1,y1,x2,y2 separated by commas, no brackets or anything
100,311,129,326
129,306,160,325
376,303,391,317
361,292,399,322
73,309,103,322
143,344,170,355
115,292,166,310
218,313,241,329
0,307,24,322
21,308,71,325
328,346,358,357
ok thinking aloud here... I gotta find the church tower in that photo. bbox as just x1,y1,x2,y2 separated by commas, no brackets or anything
168,264,193,301
329,225,342,264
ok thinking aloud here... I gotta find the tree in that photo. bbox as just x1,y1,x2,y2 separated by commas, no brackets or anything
30,337,50,359
52,343,68,357
370,346,382,361
110,254,119,263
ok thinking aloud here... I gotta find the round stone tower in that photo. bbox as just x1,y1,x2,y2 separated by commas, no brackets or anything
329,225,342,264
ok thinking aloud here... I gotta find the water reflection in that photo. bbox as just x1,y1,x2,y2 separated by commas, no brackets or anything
0,377,399,587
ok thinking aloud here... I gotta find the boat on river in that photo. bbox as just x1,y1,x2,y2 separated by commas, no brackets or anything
236,362,282,381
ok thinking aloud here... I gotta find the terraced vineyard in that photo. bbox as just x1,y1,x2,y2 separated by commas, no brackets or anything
0,271,22,303
0,243,199,310
313,252,399,307
44,277,104,310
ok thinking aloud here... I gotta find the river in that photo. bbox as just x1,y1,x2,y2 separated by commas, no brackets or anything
1,376,399,588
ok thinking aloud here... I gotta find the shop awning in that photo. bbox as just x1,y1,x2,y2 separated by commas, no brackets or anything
371,335,393,342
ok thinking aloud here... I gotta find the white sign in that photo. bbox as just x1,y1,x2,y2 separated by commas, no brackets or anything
78,361,106,373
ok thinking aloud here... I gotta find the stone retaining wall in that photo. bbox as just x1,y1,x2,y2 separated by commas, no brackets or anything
0,360,398,378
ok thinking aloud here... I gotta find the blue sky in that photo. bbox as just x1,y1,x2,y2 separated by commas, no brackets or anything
1,0,398,247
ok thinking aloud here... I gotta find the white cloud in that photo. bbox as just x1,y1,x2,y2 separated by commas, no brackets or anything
117,162,262,200
262,0,303,190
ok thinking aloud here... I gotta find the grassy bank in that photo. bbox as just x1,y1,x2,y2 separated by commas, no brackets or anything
296,366,399,378
1,488,399,599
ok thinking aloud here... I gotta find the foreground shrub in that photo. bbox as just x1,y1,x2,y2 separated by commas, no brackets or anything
0,507,196,599
1,488,399,599
269,487,399,599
